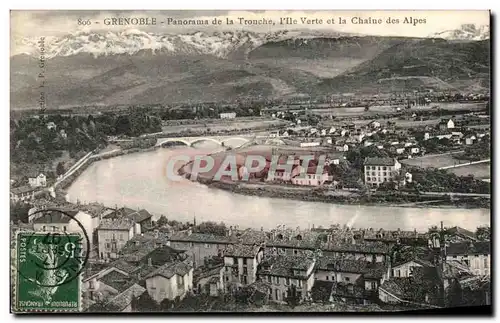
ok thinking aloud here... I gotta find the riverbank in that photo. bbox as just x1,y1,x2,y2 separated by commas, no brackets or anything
183,176,490,209
57,146,158,191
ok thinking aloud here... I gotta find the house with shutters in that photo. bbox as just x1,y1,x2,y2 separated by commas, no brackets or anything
257,255,316,304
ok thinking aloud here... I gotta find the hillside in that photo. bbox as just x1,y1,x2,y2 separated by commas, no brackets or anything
10,29,490,109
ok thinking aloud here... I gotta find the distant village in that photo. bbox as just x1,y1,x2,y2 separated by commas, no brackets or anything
11,198,491,312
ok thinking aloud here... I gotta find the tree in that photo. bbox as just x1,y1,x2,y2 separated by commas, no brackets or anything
194,221,227,236
10,202,32,223
285,285,300,309
156,215,168,227
475,225,490,241
56,161,65,176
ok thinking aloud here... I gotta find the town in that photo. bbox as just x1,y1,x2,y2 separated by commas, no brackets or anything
9,92,491,313
11,202,491,312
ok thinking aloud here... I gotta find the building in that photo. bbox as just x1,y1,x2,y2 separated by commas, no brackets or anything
32,209,94,245
193,262,224,296
369,121,381,129
446,241,490,276
28,173,47,188
223,244,264,291
103,207,153,233
97,218,138,260
438,119,455,131
219,112,236,119
391,258,434,278
290,166,330,186
378,267,442,308
258,255,316,303
144,261,194,303
168,231,234,268
10,185,37,202
364,157,402,187
84,267,145,312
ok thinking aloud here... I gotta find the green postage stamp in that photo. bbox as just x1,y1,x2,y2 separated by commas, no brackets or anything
13,231,86,312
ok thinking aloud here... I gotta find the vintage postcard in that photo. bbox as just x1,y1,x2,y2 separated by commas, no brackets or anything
10,10,491,314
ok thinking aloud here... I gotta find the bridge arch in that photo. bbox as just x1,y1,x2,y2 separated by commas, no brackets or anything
220,137,250,147
190,138,223,147
158,139,191,147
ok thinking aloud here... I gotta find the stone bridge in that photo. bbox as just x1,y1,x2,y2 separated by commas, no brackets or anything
156,135,257,148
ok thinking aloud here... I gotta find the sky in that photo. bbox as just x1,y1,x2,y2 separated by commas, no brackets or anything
11,10,489,38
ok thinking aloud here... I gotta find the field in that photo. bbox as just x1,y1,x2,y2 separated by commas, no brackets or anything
161,118,287,135
400,153,463,169
447,162,491,179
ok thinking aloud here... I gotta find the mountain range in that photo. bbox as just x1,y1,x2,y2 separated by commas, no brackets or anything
10,24,490,109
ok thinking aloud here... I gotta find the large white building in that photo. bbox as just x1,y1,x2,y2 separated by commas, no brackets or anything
145,261,194,303
97,218,139,260
219,112,237,119
364,157,401,187
223,244,264,292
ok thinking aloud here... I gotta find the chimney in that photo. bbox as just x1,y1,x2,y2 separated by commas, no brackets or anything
147,257,152,267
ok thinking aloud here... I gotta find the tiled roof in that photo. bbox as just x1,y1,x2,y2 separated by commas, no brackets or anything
100,270,134,293
32,210,76,224
258,255,315,279
364,157,397,166
443,260,473,279
446,226,477,241
104,207,153,224
194,264,223,282
379,267,440,304
145,261,192,280
97,218,135,230
223,244,261,258
322,240,391,255
169,232,233,244
120,232,170,255
106,283,146,311
266,230,323,250
238,230,269,245
316,257,388,279
108,259,139,274
446,241,490,256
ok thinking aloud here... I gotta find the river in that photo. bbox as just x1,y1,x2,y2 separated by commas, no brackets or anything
66,147,490,232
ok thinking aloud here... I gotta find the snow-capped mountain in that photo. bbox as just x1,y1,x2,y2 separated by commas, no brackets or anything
13,29,333,59
432,24,489,41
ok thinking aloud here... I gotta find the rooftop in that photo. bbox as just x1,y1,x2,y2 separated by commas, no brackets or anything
223,244,261,258
258,255,315,279
32,210,79,224
104,207,153,224
446,226,477,241
364,157,397,167
316,257,388,279
447,241,490,256
99,270,134,293
144,261,192,280
169,232,234,244
105,283,146,312
97,218,135,231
